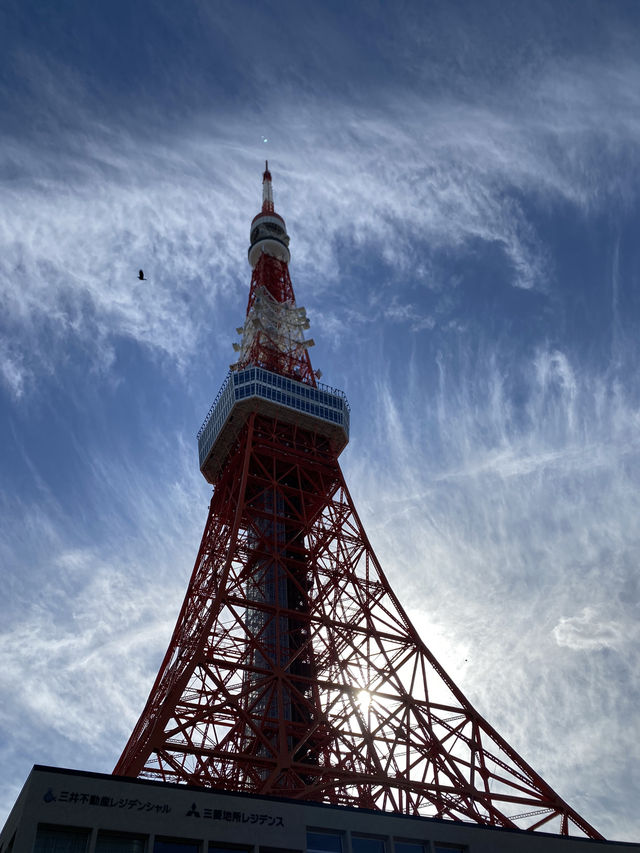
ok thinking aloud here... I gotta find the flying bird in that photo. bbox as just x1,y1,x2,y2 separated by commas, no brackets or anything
138,270,147,281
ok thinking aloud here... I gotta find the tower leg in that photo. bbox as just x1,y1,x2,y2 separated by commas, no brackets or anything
115,413,602,838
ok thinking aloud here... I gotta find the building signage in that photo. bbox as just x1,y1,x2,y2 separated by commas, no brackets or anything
185,803,284,826
43,788,172,814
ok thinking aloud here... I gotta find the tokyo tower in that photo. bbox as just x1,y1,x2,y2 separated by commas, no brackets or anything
114,163,602,840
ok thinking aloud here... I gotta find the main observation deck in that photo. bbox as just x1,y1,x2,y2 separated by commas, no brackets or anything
198,366,350,483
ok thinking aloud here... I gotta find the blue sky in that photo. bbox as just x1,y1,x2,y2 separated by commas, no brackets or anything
1,0,640,842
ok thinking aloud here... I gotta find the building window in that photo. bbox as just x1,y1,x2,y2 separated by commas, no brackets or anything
351,838,385,853
394,844,426,853
209,847,252,853
434,847,467,853
306,832,342,853
34,825,90,853
259,848,301,853
153,839,200,853
96,833,147,853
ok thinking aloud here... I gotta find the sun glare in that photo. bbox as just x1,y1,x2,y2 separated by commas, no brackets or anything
357,689,372,711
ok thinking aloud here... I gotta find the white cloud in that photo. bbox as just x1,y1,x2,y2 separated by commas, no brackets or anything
2,47,640,396
342,341,640,840
553,607,626,651
0,343,28,398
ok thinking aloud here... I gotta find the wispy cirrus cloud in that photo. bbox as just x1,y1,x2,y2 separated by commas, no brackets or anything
553,607,628,651
3,45,640,396
343,338,640,840
0,427,208,803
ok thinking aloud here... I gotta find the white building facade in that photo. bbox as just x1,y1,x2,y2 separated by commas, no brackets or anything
2,768,638,853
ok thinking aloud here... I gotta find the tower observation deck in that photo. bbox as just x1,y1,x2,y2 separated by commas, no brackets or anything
113,163,604,841
198,367,349,484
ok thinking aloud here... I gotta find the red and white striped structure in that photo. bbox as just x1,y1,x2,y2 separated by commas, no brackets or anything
114,163,603,840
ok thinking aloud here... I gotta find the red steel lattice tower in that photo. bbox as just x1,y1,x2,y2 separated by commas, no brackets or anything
114,164,603,840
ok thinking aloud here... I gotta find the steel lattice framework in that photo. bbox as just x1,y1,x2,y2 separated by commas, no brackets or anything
114,163,603,841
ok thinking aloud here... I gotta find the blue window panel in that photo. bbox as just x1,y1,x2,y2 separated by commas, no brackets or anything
153,840,199,853
209,847,251,853
351,838,385,853
394,843,426,853
96,833,147,853
34,827,90,853
306,833,342,853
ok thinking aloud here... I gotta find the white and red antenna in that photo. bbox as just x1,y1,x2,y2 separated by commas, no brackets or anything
261,160,274,213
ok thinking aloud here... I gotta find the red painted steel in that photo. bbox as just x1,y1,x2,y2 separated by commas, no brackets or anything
240,254,316,386
114,169,603,840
